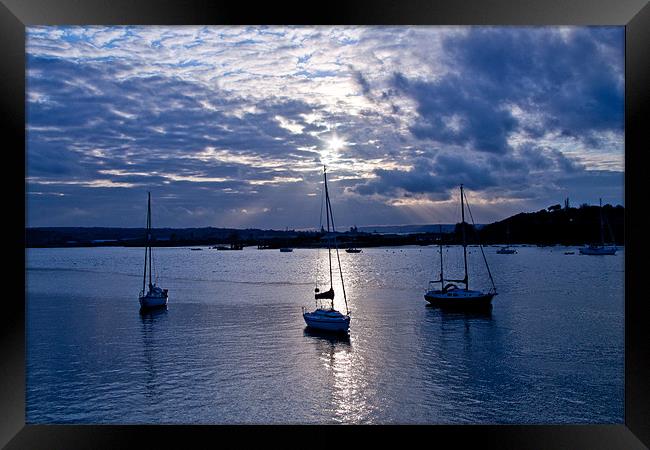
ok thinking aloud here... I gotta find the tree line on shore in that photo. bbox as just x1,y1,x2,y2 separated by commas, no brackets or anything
26,203,624,248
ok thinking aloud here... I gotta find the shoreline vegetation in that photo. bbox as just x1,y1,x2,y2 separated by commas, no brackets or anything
26,203,624,249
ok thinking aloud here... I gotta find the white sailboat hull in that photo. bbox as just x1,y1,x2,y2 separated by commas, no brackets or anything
303,309,350,333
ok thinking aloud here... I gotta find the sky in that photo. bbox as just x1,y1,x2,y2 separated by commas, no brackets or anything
26,26,625,229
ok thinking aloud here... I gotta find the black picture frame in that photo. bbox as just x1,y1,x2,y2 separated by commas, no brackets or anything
3,0,648,448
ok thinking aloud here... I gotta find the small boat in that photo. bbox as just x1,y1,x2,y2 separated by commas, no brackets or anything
139,192,169,311
303,166,350,333
280,247,293,252
564,251,575,255
345,247,362,253
424,186,497,310
579,198,617,255
496,225,517,254
215,243,243,250
580,245,616,255
190,248,203,251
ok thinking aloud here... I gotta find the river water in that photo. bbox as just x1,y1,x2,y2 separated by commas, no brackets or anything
26,245,624,424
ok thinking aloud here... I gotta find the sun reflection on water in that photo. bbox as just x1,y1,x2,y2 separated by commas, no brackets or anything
303,329,374,423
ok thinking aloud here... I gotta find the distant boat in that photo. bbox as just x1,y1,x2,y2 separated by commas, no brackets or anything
345,247,362,253
303,166,351,333
564,251,575,255
190,248,203,251
424,185,497,310
496,224,517,254
215,243,243,250
579,198,617,255
139,192,169,311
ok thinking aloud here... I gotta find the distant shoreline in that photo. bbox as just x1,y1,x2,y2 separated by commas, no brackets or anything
25,204,625,249
26,242,624,250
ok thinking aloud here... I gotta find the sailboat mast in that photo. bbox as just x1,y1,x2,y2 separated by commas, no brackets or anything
439,224,444,290
460,184,468,289
142,192,149,294
324,166,349,314
324,167,334,299
329,195,349,313
148,192,152,289
599,198,605,245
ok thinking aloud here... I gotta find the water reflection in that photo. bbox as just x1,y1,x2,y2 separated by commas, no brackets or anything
426,305,494,321
425,305,494,338
303,328,351,345
139,305,168,317
417,302,511,421
140,307,168,402
303,328,371,423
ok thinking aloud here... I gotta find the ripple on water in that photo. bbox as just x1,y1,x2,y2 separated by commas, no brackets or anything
26,246,624,424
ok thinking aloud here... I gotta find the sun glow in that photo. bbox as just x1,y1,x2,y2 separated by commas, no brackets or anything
320,134,348,166
327,134,346,153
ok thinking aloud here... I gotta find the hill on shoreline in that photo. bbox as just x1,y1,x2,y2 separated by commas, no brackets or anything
26,203,624,248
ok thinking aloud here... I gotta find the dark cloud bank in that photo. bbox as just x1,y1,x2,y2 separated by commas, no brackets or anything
27,27,624,228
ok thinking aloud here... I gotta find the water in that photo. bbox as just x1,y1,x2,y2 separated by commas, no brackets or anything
26,245,624,424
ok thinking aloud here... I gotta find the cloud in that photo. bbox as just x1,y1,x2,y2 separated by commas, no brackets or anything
26,26,624,227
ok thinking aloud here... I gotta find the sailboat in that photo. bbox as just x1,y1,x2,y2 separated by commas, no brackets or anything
579,199,617,255
303,166,351,333
496,224,517,254
139,192,169,310
424,185,497,309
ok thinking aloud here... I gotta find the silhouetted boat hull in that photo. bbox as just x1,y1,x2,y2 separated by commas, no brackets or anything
424,289,495,309
139,288,168,310
215,243,244,250
579,245,616,255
